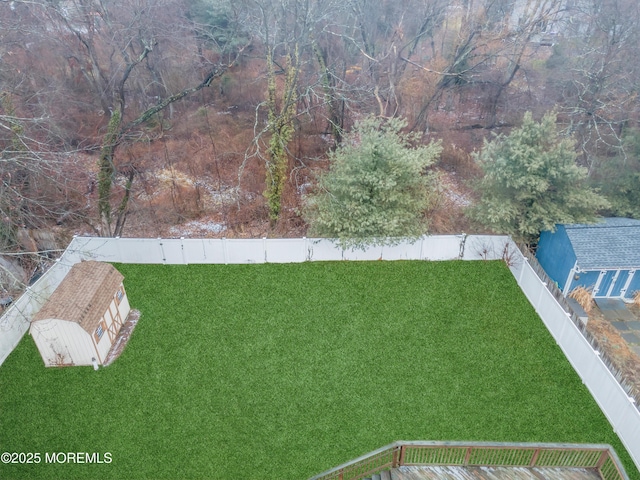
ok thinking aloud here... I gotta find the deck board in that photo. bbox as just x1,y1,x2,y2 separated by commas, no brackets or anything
390,465,603,480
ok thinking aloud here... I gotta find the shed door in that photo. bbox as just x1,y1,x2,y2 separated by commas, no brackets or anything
593,270,617,298
106,302,123,342
610,270,632,298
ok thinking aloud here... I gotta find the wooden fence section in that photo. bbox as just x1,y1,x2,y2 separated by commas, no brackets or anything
309,441,629,480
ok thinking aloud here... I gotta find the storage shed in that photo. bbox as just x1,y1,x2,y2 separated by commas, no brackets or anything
536,217,640,300
30,261,130,367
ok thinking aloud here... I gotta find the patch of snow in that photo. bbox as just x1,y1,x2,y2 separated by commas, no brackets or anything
297,182,312,194
437,170,472,207
169,220,226,237
447,191,471,207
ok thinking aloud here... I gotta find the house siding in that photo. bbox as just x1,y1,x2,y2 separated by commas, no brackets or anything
627,271,640,299
538,219,640,299
536,226,577,291
59,322,96,366
608,270,632,297
567,270,601,295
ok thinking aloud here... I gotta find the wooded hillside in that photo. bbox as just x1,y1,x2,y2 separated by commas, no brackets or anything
1,0,639,286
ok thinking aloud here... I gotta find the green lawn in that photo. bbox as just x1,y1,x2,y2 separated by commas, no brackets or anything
0,261,637,479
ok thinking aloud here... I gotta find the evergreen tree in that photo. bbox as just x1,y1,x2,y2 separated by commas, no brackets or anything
602,172,640,220
468,112,608,244
303,116,441,249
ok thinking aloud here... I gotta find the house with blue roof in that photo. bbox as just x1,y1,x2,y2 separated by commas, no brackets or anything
536,217,640,300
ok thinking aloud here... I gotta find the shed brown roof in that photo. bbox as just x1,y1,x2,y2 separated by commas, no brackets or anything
32,261,124,335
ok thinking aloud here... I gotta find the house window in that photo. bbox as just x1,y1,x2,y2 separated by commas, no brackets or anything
94,321,106,343
115,287,124,304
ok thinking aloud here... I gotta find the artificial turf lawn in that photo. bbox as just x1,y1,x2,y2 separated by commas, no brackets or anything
0,260,637,479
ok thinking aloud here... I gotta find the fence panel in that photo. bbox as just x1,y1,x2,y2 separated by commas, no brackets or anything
463,235,510,260
376,240,424,260
342,245,386,261
534,290,570,340
65,236,121,262
191,239,226,263
0,259,73,365
265,238,308,263
224,239,266,263
519,267,549,311
82,237,166,263
159,240,186,264
0,300,31,365
422,235,464,260
306,239,345,261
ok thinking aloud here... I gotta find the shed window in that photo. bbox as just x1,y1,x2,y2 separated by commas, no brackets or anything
115,287,124,304
94,321,106,343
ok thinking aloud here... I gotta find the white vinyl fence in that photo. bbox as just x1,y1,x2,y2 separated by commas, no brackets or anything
61,234,506,264
1,234,638,473
0,260,75,370
507,244,640,473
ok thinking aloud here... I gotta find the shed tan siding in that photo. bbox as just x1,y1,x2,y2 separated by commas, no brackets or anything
30,320,96,366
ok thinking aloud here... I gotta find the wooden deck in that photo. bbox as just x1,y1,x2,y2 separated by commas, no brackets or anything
309,441,629,480
391,465,603,480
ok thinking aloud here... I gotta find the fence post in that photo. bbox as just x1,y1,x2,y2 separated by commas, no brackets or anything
181,237,187,265
303,237,309,261
115,236,121,262
529,447,541,467
518,257,528,285
536,281,548,312
464,447,472,465
596,449,609,469
157,238,166,264
391,446,400,468
222,237,228,264
399,445,406,466
263,237,267,263
458,233,467,259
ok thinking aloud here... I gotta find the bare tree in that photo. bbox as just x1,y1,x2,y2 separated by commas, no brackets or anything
237,0,351,225
553,0,640,172
343,0,449,118
1,0,242,236
406,0,564,131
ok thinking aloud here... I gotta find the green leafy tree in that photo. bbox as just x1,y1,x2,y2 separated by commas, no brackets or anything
303,116,442,249
468,111,609,244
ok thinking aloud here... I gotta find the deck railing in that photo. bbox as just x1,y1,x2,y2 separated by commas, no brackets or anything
309,441,629,480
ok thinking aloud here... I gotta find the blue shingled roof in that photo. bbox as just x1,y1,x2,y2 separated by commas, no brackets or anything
564,217,640,270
